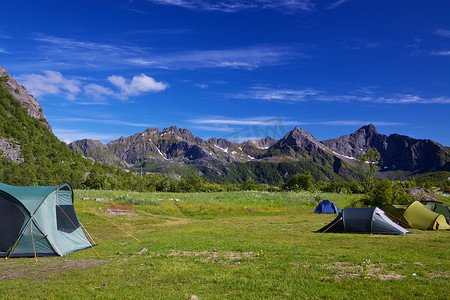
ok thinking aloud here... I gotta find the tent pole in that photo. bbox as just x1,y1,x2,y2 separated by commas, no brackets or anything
321,216,343,233
56,205,101,258
31,222,38,264
383,211,413,229
7,217,33,259
78,223,101,258
32,218,63,256
80,222,101,244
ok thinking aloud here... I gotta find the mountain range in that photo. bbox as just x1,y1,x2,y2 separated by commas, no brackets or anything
69,123,450,183
1,65,449,185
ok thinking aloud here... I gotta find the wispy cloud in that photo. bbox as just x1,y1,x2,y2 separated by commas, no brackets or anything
326,0,349,10
325,94,450,104
33,34,301,70
435,28,450,38
21,70,167,101
188,115,404,142
33,34,148,70
189,116,403,127
128,45,302,69
189,116,299,126
430,50,450,56
62,117,155,127
233,87,450,104
0,48,8,54
233,87,320,102
147,0,315,13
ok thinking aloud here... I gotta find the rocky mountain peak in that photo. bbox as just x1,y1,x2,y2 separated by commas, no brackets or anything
282,126,322,147
162,126,195,142
144,127,161,135
355,123,379,137
321,124,384,159
249,136,277,149
0,66,52,132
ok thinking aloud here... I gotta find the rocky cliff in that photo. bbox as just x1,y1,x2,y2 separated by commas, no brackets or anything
0,66,52,132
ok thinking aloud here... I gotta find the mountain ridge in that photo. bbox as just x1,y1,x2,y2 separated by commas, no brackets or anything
322,124,450,172
1,65,448,184
69,123,450,182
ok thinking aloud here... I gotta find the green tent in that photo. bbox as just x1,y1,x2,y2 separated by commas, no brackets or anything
382,201,450,230
0,182,94,257
419,200,450,222
379,204,412,229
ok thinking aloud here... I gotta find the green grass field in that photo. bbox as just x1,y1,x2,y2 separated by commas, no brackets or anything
1,190,448,299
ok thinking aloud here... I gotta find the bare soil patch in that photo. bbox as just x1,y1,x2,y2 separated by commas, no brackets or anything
144,250,256,264
105,203,135,215
321,262,406,280
0,259,103,281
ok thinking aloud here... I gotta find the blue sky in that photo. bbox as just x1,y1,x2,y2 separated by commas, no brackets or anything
1,0,449,146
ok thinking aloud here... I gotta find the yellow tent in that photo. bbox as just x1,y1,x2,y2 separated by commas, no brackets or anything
402,201,450,230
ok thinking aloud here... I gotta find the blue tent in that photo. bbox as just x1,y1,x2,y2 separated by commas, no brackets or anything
314,200,339,214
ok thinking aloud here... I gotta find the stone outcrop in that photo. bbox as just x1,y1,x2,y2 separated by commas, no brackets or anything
0,66,52,132
0,138,24,163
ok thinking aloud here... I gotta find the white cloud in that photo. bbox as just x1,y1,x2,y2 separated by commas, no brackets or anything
20,71,167,101
62,117,155,127
34,34,300,70
430,50,450,56
189,116,403,127
435,28,450,38
190,116,298,126
21,70,82,100
84,83,116,99
233,87,320,102
33,34,148,70
147,0,314,13
317,94,450,104
108,74,168,99
234,87,450,105
128,45,302,70
326,0,349,9
0,48,8,54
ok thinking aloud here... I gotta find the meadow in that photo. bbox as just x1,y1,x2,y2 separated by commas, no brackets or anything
0,190,448,299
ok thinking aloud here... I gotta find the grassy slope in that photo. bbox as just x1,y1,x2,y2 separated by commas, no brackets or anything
0,191,448,299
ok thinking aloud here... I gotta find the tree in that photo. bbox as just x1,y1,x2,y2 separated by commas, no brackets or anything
362,179,413,207
358,148,380,191
241,179,258,191
287,172,314,191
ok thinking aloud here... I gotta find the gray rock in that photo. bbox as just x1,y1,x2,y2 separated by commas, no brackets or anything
0,66,52,132
0,138,24,163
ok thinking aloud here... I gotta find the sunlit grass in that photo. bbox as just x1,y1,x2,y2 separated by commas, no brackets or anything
0,190,448,299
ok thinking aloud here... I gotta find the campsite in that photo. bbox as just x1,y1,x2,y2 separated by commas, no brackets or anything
0,189,448,299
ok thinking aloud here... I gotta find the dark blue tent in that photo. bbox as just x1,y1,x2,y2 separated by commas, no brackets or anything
315,207,409,235
314,200,339,214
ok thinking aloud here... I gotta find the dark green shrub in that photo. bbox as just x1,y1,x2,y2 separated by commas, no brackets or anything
361,179,414,207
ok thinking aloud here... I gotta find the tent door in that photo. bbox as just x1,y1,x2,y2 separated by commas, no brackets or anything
0,194,26,252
